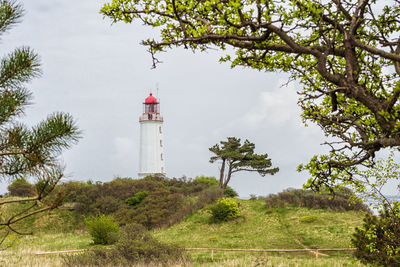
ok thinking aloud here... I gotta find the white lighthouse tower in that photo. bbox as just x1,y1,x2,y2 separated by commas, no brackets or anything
138,93,165,178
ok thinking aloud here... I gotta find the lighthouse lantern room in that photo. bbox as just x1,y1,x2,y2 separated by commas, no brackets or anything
138,93,165,178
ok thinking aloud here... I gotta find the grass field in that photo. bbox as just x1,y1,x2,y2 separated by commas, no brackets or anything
153,199,364,249
0,199,368,266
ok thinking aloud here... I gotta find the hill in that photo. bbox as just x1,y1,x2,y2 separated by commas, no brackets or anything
154,199,364,249
0,196,368,266
152,199,367,266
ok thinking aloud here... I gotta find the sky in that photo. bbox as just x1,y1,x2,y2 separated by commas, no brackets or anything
0,0,345,197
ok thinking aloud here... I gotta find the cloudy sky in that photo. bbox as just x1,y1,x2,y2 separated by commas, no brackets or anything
1,0,338,197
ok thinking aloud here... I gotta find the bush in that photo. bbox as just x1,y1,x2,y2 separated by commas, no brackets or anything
125,191,149,206
209,198,240,222
62,175,228,229
84,214,119,245
264,188,370,212
7,177,35,197
299,215,318,223
224,186,238,198
352,204,400,266
193,176,219,187
115,223,186,263
63,223,188,266
193,176,238,197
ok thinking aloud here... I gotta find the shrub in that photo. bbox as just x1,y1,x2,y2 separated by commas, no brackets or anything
193,176,219,187
209,198,240,222
193,176,238,197
63,223,188,266
84,214,119,245
7,177,35,197
264,188,370,212
299,215,318,223
224,186,238,198
115,223,186,263
62,175,227,229
352,204,400,266
125,191,149,206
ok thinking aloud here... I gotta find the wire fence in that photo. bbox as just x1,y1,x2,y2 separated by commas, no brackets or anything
185,247,356,260
35,247,356,260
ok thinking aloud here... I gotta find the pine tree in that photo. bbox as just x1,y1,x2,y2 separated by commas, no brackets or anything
0,0,80,247
209,137,278,191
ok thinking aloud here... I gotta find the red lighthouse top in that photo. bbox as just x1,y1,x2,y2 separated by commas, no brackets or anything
140,92,163,122
144,93,158,104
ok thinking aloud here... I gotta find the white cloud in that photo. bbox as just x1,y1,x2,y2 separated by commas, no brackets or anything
239,80,301,128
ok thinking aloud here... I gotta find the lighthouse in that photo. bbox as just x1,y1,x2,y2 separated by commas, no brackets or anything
138,93,165,178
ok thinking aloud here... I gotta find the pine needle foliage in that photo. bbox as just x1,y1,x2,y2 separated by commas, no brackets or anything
0,0,22,35
0,0,80,248
209,137,278,190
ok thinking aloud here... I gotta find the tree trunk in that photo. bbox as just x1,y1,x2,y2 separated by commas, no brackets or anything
219,159,225,189
223,162,233,191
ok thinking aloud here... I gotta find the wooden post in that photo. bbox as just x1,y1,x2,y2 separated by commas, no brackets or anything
211,249,214,261
315,249,319,259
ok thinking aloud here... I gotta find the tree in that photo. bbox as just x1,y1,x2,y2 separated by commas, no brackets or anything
209,137,278,190
343,152,400,264
352,204,400,266
348,151,400,211
0,0,80,247
7,177,34,197
101,0,400,193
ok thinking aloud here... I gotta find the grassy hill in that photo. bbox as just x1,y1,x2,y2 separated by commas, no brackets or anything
153,199,364,249
0,198,368,266
151,199,367,266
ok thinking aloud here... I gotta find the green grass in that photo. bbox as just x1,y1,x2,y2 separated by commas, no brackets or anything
0,199,368,266
0,231,91,267
9,231,91,252
187,252,364,266
153,199,365,249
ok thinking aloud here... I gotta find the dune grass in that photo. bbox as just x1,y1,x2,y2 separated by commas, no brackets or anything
188,251,364,266
0,231,91,267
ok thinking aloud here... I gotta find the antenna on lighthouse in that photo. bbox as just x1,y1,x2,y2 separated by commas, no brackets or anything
156,83,160,101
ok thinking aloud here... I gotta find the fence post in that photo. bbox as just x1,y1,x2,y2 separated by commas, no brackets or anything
211,249,214,261
315,249,319,260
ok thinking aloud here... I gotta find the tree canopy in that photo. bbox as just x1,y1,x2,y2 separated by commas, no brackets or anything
209,137,278,190
0,0,80,246
102,0,400,192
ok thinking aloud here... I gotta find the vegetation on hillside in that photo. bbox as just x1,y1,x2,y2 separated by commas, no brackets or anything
60,175,236,229
263,188,370,212
208,197,241,223
7,177,35,197
0,198,368,266
153,199,366,250
2,175,374,266
64,223,188,266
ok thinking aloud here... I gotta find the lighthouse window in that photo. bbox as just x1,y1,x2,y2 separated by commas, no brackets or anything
159,126,162,133
161,153,163,160
160,140,163,147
